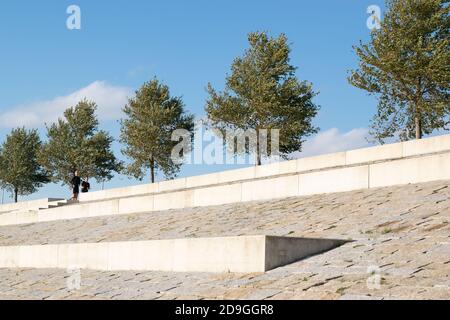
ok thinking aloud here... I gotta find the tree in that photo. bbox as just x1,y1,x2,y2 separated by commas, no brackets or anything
349,0,449,142
120,78,195,183
205,31,319,165
0,128,49,202
39,99,121,186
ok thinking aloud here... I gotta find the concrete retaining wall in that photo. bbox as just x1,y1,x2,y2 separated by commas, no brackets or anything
78,134,450,203
1,134,449,226
0,236,346,273
0,211,39,225
369,152,450,188
12,151,446,225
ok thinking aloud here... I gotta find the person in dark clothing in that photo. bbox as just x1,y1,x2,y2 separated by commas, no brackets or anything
71,170,81,200
81,177,90,193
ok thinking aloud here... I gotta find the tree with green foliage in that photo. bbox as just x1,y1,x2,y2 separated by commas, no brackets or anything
349,0,449,142
39,99,122,186
120,78,195,183
205,31,320,165
0,128,49,202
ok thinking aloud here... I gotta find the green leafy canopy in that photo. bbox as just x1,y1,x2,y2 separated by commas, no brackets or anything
0,128,49,202
349,0,449,142
205,31,320,164
39,99,122,186
120,78,195,183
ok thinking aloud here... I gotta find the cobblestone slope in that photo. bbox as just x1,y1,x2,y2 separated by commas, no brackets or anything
0,180,449,300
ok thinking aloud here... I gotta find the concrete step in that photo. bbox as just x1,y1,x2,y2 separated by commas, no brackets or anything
40,199,78,210
0,236,347,273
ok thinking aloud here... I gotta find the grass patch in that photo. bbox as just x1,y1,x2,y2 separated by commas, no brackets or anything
336,287,347,295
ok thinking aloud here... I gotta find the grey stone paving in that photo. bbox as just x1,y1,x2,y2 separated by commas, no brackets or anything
0,180,449,299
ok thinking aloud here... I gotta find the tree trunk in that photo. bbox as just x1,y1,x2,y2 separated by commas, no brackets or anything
415,81,423,140
255,131,262,166
415,114,422,140
14,188,18,203
150,157,155,183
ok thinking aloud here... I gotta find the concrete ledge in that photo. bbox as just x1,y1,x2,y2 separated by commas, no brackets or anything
403,134,450,157
76,134,450,204
298,165,369,196
0,236,346,273
0,198,63,214
369,153,450,188
242,175,299,202
0,211,39,225
218,167,256,184
297,152,346,172
193,184,242,207
158,178,187,192
346,143,403,165
186,173,220,189
1,135,449,226
38,200,120,222
0,152,449,226
153,190,193,211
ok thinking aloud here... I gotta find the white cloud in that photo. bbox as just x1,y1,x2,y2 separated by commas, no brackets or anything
0,81,132,128
293,127,371,158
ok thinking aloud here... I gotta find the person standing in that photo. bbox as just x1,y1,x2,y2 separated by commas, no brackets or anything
71,170,81,200
81,177,90,193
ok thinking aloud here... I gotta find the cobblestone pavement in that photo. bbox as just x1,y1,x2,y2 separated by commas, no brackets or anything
0,180,449,300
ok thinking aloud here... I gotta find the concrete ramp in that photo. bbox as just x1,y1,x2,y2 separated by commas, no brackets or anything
0,236,347,273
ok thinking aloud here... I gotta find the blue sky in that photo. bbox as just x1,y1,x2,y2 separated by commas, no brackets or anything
0,0,389,202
